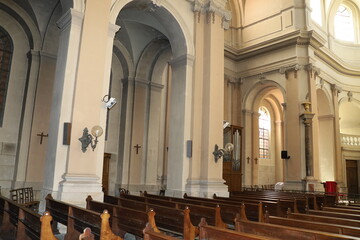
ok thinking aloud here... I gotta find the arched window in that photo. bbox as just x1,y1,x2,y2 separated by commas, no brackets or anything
310,0,323,26
259,106,270,159
0,27,12,127
334,4,355,42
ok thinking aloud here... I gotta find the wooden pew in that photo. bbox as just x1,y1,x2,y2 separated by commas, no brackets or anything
265,212,360,237
46,194,120,240
198,218,275,240
40,212,60,240
213,194,287,217
103,195,198,239
0,195,59,240
86,195,157,238
235,217,360,240
183,193,264,221
307,209,360,221
142,191,262,223
322,206,360,215
287,212,360,228
143,223,179,240
114,193,227,228
0,196,17,239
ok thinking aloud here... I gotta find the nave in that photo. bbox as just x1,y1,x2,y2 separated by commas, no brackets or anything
1,188,360,240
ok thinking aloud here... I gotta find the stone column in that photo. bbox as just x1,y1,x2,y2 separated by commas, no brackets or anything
301,102,315,177
252,112,260,185
331,84,345,188
167,55,194,197
242,109,253,186
42,9,84,204
280,67,304,186
43,1,119,206
117,77,135,191
14,50,40,189
184,0,231,197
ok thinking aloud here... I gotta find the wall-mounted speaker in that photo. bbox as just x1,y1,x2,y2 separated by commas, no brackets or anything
281,150,290,159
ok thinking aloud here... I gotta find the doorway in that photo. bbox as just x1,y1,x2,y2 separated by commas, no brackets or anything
346,160,359,197
102,153,111,195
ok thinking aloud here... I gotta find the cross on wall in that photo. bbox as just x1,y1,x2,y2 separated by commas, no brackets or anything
37,132,48,144
133,144,141,154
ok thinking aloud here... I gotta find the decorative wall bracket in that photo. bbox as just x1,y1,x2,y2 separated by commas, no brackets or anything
213,143,234,163
78,126,103,153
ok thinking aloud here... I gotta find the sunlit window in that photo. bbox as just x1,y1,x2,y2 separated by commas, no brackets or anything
0,27,12,127
259,107,271,159
310,0,322,26
334,5,355,42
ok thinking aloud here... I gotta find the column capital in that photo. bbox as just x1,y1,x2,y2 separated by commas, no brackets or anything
108,22,120,38
305,64,320,78
331,83,342,96
191,0,232,29
57,8,84,31
225,74,241,86
279,64,302,79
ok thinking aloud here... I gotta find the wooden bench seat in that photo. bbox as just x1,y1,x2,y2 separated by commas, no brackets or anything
199,218,275,240
46,194,120,240
115,194,227,228
103,195,198,239
86,196,157,238
288,212,360,228
0,195,58,240
265,214,360,237
235,218,360,240
308,209,360,221
322,206,360,215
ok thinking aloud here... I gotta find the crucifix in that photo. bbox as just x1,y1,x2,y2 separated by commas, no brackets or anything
37,132,48,144
133,144,141,154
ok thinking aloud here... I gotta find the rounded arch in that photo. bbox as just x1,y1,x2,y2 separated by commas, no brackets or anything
227,0,243,27
110,0,193,58
113,39,135,78
135,38,170,81
316,88,333,116
339,97,360,135
243,80,286,112
0,0,41,50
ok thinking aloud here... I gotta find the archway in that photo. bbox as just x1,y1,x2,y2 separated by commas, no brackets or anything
242,80,285,188
107,0,193,195
316,88,335,182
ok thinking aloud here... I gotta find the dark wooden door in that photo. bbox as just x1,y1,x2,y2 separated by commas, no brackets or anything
346,160,359,197
102,153,111,195
223,125,242,192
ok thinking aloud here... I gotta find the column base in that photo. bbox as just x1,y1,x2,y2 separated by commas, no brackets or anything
57,173,103,207
302,176,324,192
185,178,229,198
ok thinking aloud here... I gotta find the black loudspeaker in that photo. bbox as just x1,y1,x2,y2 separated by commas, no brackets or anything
281,150,290,159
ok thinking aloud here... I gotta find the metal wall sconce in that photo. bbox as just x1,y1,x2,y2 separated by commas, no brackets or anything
78,125,104,153
213,143,234,163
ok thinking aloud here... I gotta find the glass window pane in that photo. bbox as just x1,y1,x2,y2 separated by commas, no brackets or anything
334,5,355,42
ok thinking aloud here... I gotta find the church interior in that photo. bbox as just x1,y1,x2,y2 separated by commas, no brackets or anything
1,0,360,239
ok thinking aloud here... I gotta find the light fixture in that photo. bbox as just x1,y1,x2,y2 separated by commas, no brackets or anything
78,125,104,153
102,95,117,110
213,143,234,163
